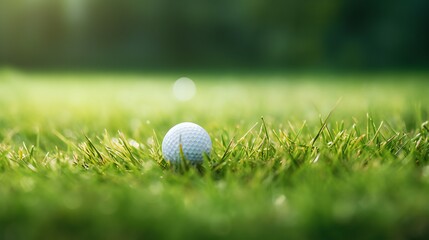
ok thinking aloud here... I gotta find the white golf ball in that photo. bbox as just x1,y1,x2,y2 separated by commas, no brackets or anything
162,122,212,163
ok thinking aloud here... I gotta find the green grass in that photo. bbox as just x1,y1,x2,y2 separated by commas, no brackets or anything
0,70,429,239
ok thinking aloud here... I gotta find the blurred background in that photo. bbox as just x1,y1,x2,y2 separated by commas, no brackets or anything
0,0,428,71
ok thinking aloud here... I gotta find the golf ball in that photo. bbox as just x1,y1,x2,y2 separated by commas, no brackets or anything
162,122,212,163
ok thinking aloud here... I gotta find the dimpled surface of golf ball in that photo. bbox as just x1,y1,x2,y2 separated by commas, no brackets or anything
162,122,212,163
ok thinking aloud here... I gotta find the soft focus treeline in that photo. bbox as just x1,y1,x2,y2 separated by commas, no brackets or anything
0,0,427,70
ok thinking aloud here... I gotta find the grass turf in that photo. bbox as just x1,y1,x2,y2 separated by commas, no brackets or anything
0,70,429,239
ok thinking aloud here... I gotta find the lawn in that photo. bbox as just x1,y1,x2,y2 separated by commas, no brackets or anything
0,70,428,239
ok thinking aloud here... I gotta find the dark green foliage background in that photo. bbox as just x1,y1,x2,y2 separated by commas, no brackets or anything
0,0,428,69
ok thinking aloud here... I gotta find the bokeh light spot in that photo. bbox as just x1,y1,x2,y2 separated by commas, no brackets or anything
173,77,196,101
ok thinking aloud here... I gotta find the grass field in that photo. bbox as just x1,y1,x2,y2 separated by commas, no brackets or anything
0,70,429,239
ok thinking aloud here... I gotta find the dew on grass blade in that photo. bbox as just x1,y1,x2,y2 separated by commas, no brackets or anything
128,139,139,148
173,77,196,101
